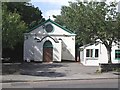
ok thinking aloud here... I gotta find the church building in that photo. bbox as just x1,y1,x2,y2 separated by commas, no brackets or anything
24,19,76,63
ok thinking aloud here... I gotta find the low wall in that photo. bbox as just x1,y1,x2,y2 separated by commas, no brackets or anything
99,63,120,72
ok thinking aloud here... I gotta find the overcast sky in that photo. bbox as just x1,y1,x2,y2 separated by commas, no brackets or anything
30,0,120,20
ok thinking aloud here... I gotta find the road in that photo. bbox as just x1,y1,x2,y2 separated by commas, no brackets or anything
2,79,119,88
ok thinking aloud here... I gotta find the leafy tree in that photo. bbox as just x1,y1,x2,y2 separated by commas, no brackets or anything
54,1,120,63
2,4,28,49
4,2,45,29
2,2,45,61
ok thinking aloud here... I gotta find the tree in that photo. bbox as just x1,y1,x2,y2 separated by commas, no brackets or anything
4,2,45,29
2,2,45,61
54,1,120,63
2,4,28,49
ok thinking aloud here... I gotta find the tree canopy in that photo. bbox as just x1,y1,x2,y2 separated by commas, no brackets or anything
54,1,120,63
2,3,28,49
2,2,45,61
2,2,45,49
4,2,45,29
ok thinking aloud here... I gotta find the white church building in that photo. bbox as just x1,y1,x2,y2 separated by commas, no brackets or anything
24,19,76,62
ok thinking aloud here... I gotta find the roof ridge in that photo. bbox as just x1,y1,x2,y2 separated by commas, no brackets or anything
26,18,76,35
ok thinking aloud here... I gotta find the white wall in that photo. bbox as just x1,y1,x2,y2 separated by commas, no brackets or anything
118,1,120,12
33,36,62,62
99,44,108,64
60,36,75,61
30,22,75,36
83,44,100,66
80,43,108,66
24,36,35,61
80,47,84,63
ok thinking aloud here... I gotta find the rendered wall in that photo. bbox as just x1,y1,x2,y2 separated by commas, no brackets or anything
83,44,100,66
80,43,108,66
61,36,75,61
24,36,34,61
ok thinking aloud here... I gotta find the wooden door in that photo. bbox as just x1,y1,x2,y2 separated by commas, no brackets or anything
43,41,53,62
43,48,53,62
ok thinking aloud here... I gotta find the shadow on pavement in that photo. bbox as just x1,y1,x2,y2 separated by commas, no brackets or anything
20,71,66,77
113,72,120,75
2,62,67,77
20,63,67,77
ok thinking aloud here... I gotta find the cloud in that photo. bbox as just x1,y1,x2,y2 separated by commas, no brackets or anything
30,0,76,20
44,10,61,20
31,0,119,3
31,0,120,20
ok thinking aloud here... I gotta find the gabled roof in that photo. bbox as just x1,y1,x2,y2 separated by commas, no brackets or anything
79,42,100,48
27,19,76,35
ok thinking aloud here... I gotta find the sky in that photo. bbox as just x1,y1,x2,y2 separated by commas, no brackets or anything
30,0,120,20
29,0,75,20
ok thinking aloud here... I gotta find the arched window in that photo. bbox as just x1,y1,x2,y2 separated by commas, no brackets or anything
43,40,53,48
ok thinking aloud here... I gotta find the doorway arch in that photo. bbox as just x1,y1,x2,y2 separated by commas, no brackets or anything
43,40,53,62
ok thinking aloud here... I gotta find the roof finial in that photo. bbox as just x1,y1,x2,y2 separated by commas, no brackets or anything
49,16,50,19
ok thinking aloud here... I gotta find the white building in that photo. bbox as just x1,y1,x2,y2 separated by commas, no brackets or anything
118,1,120,12
79,41,120,66
24,19,76,63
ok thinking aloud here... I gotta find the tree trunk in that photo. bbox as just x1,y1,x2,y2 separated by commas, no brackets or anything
107,47,112,64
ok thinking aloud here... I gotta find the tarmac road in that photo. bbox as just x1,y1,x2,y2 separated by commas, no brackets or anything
2,79,119,88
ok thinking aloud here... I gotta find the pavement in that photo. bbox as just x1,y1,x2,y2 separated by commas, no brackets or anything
1,62,120,83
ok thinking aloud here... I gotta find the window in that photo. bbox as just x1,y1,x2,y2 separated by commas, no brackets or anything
95,49,99,57
86,49,99,58
43,40,53,48
86,49,93,57
115,50,120,60
45,24,53,33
